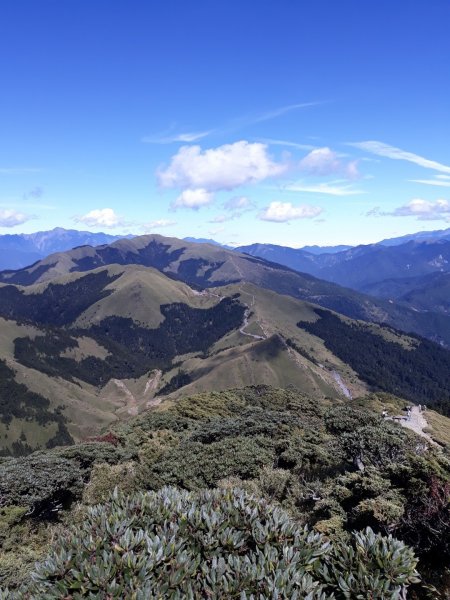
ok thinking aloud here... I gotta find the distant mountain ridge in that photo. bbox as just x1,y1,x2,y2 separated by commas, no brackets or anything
378,226,450,246
2,233,450,347
0,227,132,270
237,237,450,310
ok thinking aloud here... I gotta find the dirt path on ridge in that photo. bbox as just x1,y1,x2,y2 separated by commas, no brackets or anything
399,406,436,445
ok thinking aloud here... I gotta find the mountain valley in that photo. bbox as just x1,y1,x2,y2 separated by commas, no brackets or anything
1,234,450,458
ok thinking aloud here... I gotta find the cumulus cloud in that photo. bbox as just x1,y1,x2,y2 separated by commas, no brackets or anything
299,147,359,179
172,188,213,209
158,141,286,193
75,208,124,228
367,198,450,221
259,201,323,223
0,209,34,227
350,141,450,174
391,198,450,220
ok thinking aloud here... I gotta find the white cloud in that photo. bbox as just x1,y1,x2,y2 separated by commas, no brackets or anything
172,188,214,210
350,141,450,174
142,219,176,231
75,208,124,228
409,178,450,188
299,147,359,179
223,196,253,211
208,226,225,236
0,209,33,227
208,214,232,223
158,141,286,192
391,198,450,220
285,181,364,196
142,130,212,144
300,147,340,175
249,102,322,125
258,138,317,151
259,201,323,223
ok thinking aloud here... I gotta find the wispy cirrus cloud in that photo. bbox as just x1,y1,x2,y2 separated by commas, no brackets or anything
208,214,232,223
142,128,213,144
284,180,364,196
247,101,322,125
258,138,317,151
208,197,255,223
144,101,322,145
350,140,450,174
409,178,450,188
141,219,176,232
259,201,323,223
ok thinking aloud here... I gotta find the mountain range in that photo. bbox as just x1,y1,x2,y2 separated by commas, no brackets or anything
1,233,450,457
0,227,130,270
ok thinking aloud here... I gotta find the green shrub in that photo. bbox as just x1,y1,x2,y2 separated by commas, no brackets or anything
322,527,420,598
82,461,137,505
2,487,420,599
146,435,275,489
0,454,83,514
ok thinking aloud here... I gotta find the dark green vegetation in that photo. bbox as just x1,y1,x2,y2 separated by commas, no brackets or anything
0,387,448,597
362,271,450,315
299,309,450,415
0,360,73,456
4,233,450,345
14,297,244,386
0,271,120,326
2,487,420,599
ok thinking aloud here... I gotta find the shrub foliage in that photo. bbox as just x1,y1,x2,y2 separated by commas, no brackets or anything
3,487,419,599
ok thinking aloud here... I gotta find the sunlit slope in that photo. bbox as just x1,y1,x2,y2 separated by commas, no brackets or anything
0,271,372,455
2,233,450,345
1,260,450,456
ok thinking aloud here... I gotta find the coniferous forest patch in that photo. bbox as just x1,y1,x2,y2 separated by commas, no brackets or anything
0,360,73,456
14,298,245,386
299,309,450,415
0,271,120,326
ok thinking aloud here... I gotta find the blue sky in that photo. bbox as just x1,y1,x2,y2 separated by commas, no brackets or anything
1,0,450,247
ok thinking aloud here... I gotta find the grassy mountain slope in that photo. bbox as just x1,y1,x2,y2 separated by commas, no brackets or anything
2,233,450,346
2,260,450,455
0,268,369,455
